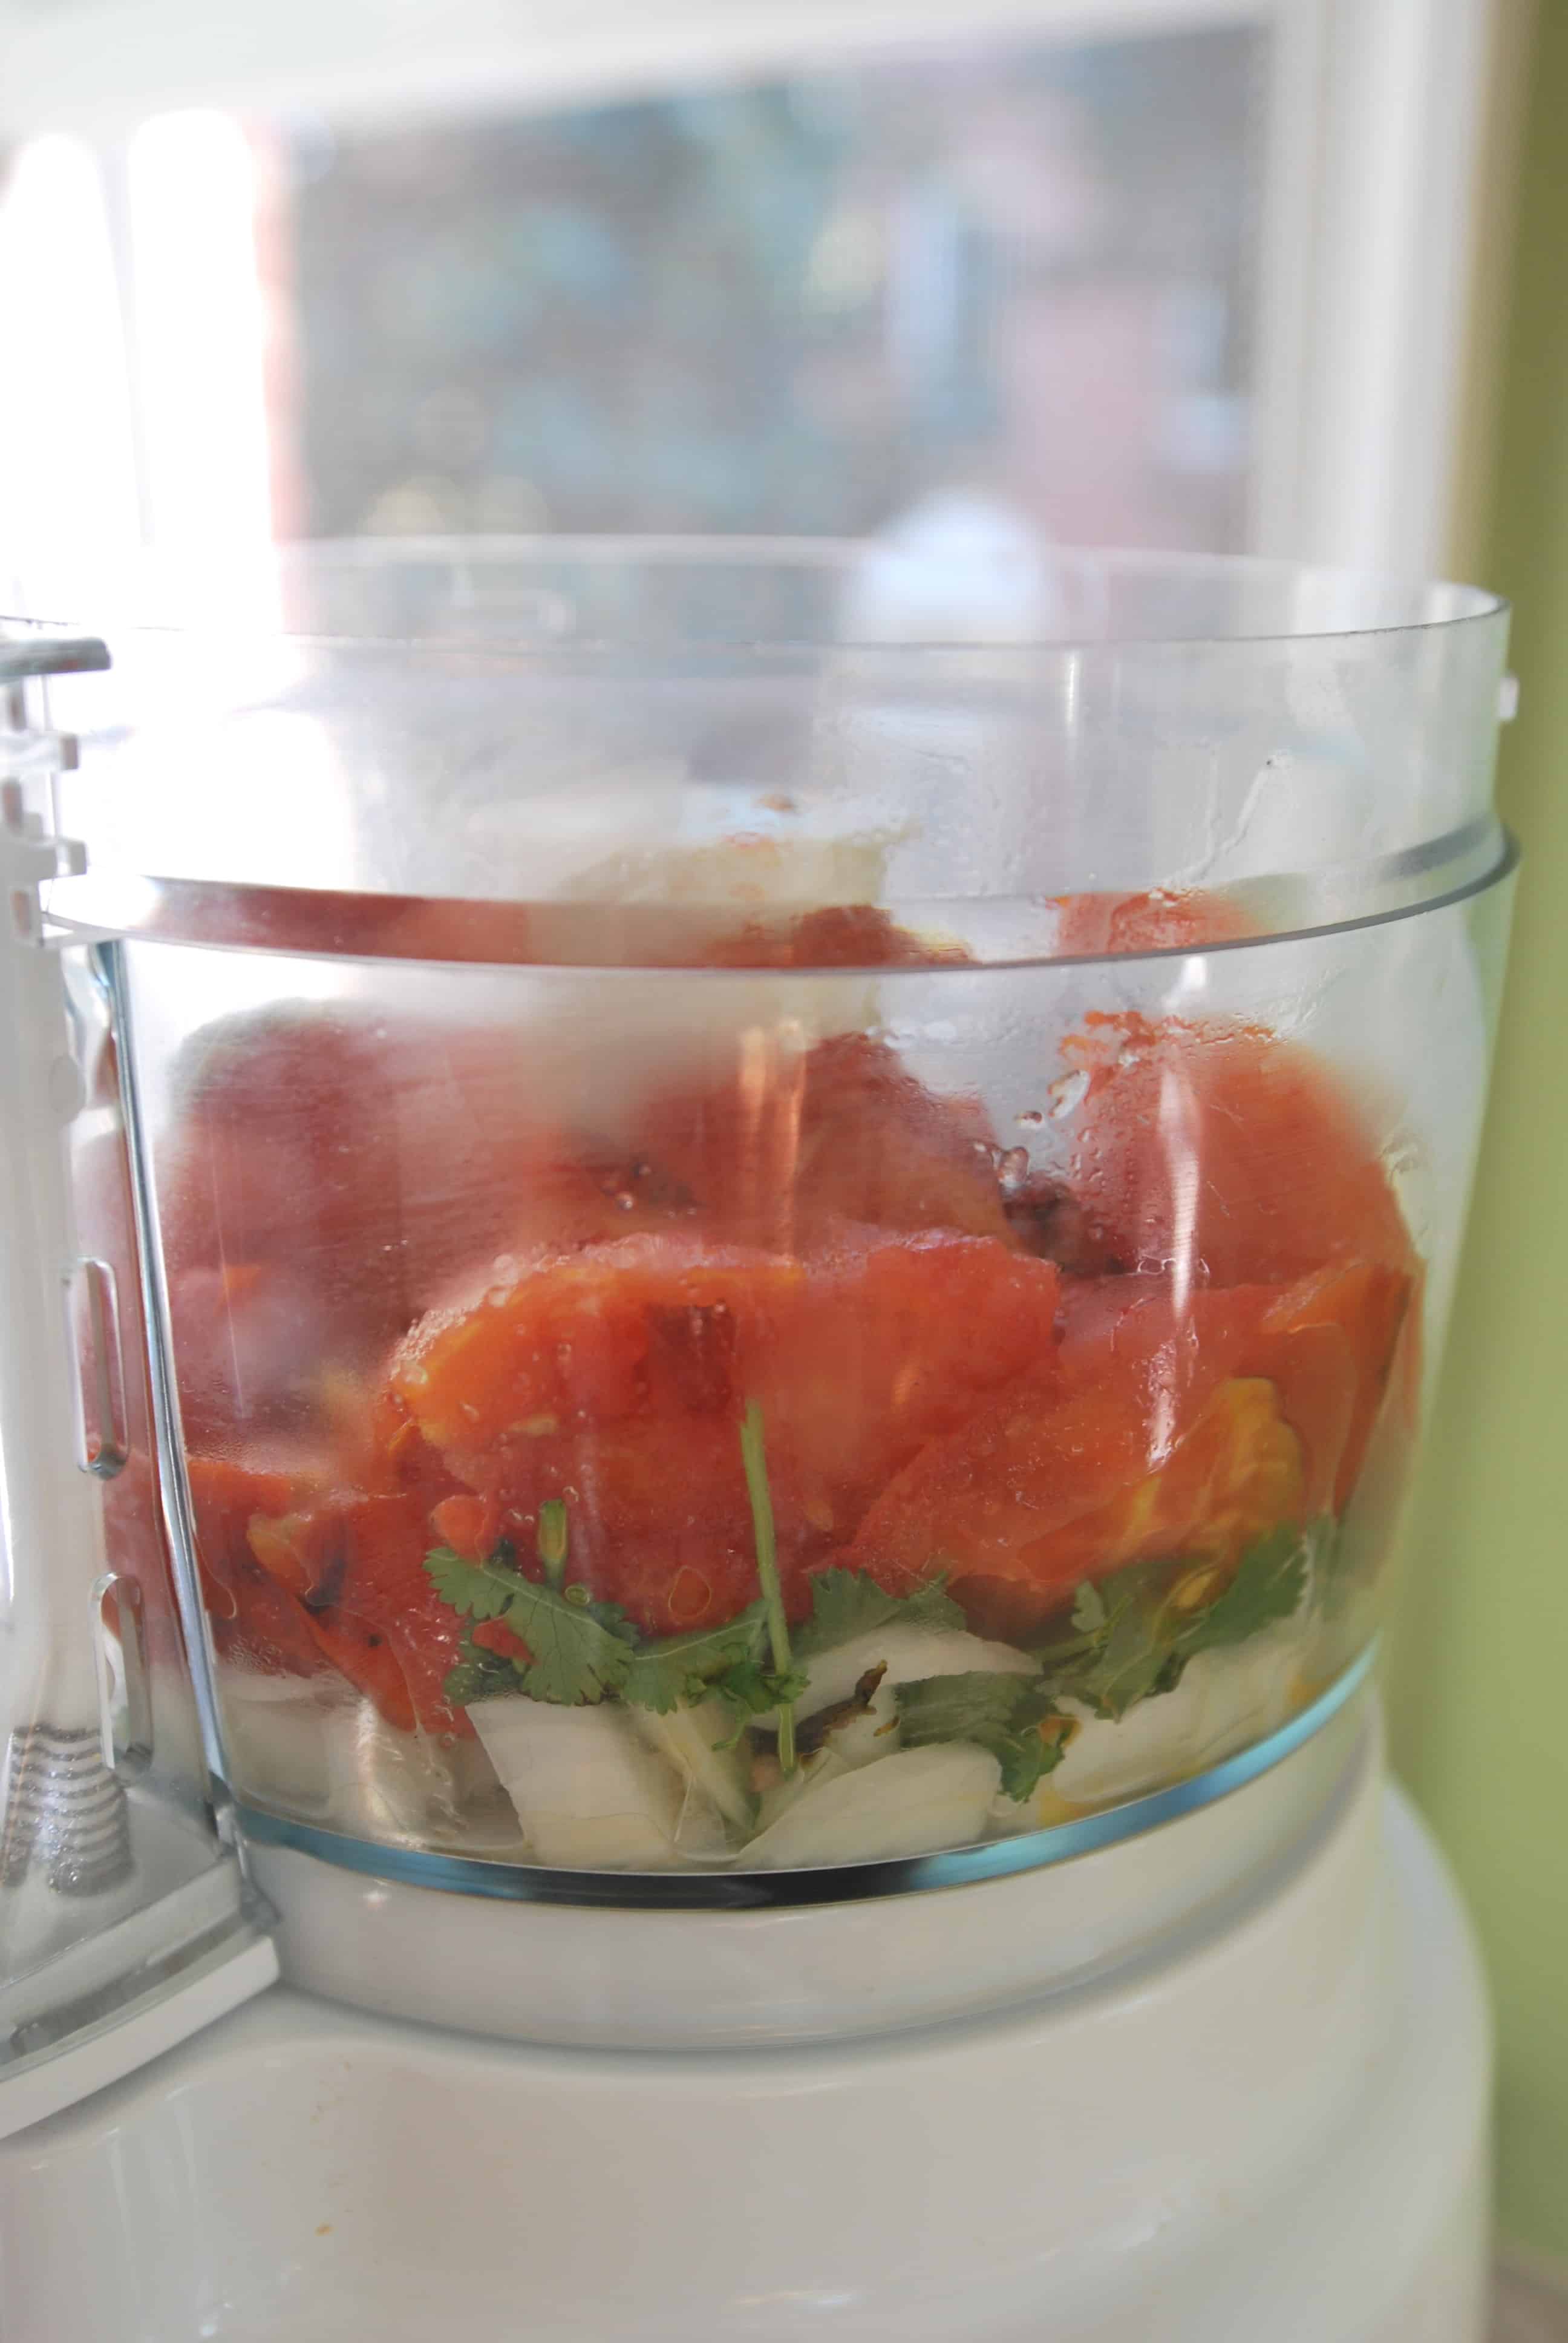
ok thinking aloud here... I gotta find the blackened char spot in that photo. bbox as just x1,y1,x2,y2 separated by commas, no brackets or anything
1004,1177,1126,1276
298,1535,349,1613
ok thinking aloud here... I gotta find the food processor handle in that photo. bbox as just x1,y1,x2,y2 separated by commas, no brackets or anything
0,646,115,1742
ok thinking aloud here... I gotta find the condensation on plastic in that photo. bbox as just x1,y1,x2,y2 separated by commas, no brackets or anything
32,539,1508,936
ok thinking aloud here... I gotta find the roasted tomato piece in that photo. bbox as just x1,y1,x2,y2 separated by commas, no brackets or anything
1060,1262,1410,1517
850,1364,1302,1627
642,1032,1011,1251
1053,1273,1274,1426
391,1237,807,1457
852,1276,1297,1605
475,1417,775,1639
1056,1375,1303,1576
1049,888,1256,957
429,1492,501,1558
390,1227,1059,1636
168,1263,341,1444
247,1492,471,1737
188,1455,327,1680
1062,1014,1414,1288
162,1007,410,1299
303,893,965,971
364,1386,474,1507
1245,1262,1413,1513
853,1256,1412,1627
692,904,969,969
160,1006,687,1400
757,1231,1060,1546
796,1037,1011,1242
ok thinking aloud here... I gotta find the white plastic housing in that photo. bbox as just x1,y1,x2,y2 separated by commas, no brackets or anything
0,1709,1491,2343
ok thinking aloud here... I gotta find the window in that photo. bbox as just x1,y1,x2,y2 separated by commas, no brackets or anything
276,28,1262,553
0,0,1501,581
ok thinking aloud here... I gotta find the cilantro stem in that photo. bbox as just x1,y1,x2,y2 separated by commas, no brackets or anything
537,1499,569,1591
1032,1628,1101,1665
740,1398,797,1774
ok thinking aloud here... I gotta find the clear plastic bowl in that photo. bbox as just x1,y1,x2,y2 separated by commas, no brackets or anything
27,540,1515,1896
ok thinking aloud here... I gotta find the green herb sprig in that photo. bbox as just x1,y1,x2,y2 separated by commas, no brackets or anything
740,1399,799,1773
794,1567,964,1656
1028,1522,1313,1723
896,1671,1070,1802
889,1521,1321,1801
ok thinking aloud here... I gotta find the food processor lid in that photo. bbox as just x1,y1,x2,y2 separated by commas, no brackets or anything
6,538,1514,968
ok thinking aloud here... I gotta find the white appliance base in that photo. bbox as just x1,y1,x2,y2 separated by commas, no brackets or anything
0,1760,1489,2343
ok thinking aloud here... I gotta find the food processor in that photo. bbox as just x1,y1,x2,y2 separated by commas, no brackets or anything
0,542,1515,2340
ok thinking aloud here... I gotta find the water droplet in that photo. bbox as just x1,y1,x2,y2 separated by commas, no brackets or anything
613,1190,635,1211
1049,1069,1089,1119
998,1145,1030,1196
1015,1108,1044,1128
562,1484,580,1504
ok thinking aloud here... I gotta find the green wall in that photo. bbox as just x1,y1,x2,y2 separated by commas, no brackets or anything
1386,0,1568,2262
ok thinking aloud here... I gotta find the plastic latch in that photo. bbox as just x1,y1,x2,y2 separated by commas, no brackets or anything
0,632,105,934
66,1256,129,1478
91,1571,154,1781
2,780,87,946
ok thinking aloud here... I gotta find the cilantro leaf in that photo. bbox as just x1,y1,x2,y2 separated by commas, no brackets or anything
995,1683,1074,1801
426,1533,802,1721
440,1630,520,1705
503,1577,639,1706
794,1568,965,1659
443,1636,521,1706
423,1545,637,1707
895,1670,1069,1803
708,1656,814,1748
425,1544,523,1624
1040,1561,1181,1720
621,1601,771,1714
894,1670,1026,1745
1176,1525,1309,1656
709,1655,811,1717
1036,1524,1316,1725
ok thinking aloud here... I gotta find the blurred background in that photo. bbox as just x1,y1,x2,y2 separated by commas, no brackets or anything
0,0,1564,2293
0,0,1500,586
